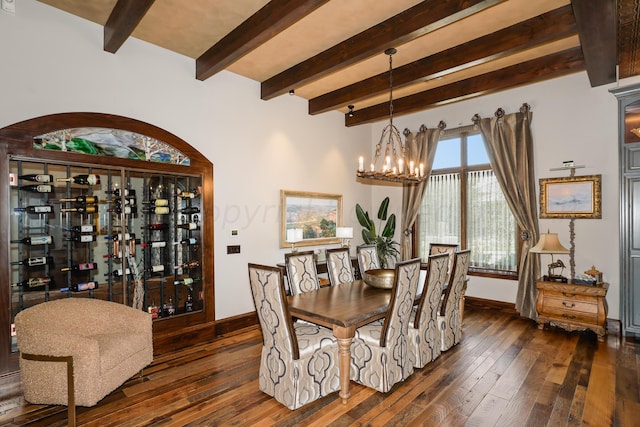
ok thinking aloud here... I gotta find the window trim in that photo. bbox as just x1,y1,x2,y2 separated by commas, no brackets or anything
413,128,521,280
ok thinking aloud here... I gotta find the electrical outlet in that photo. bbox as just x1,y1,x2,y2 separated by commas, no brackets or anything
227,245,240,254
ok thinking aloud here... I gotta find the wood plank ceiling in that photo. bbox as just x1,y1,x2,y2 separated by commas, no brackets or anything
36,0,627,127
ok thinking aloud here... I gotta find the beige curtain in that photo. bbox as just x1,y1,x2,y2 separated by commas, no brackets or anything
478,104,540,319
400,123,445,259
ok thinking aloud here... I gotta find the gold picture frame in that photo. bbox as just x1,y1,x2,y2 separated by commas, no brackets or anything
280,190,342,248
539,174,602,219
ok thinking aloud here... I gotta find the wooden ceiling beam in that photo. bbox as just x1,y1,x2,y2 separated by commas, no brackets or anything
570,0,616,86
260,0,507,100
104,0,155,54
310,5,577,115
196,0,328,81
345,47,585,126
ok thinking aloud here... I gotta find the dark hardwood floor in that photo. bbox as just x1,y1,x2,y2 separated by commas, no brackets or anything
0,307,639,426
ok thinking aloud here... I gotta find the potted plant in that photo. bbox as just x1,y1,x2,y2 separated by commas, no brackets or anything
355,196,400,268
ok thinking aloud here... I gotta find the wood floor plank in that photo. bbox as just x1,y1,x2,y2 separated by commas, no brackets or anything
1,309,638,426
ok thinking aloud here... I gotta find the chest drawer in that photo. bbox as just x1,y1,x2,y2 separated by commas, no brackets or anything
544,295,597,314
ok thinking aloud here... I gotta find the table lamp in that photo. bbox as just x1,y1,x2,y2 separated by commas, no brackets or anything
336,227,353,248
285,228,303,252
530,231,570,282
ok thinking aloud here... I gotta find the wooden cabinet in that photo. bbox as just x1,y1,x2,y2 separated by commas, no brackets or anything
536,279,608,341
0,113,215,376
612,83,640,336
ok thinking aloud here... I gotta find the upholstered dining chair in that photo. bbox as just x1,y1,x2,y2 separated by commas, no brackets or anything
284,250,320,296
247,263,341,410
438,250,471,352
428,243,458,283
350,258,421,393
356,244,381,274
408,253,449,368
326,247,355,286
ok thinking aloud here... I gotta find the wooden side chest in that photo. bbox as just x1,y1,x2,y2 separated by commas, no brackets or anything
536,279,609,341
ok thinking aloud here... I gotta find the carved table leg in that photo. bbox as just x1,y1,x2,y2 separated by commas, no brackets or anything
333,325,355,404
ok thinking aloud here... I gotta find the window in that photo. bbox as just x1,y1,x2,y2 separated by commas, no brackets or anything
416,129,518,276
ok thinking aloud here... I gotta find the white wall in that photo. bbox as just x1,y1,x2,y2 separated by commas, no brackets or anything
372,72,640,320
1,1,632,321
0,1,372,319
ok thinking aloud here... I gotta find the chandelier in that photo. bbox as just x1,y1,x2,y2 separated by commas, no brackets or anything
356,48,427,184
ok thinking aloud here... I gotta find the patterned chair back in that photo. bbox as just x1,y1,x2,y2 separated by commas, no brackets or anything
414,253,450,327
380,258,421,347
284,251,320,296
325,247,355,286
429,243,458,283
248,263,299,359
439,250,471,350
357,244,380,273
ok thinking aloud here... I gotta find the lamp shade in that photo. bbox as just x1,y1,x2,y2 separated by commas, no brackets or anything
529,232,569,254
336,227,353,239
286,228,303,243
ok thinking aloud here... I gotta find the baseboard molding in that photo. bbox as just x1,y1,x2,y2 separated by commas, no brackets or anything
215,312,258,336
465,296,519,317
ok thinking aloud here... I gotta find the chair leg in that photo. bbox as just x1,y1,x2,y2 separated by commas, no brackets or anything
21,353,75,427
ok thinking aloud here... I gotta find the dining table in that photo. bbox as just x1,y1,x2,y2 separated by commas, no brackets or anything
287,280,392,404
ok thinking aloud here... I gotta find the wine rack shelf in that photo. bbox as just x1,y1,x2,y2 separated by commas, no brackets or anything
0,113,215,376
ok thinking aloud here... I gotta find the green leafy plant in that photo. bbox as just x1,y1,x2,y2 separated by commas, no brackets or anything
355,196,400,268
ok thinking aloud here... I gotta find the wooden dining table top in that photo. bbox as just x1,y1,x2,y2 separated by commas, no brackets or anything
287,280,392,329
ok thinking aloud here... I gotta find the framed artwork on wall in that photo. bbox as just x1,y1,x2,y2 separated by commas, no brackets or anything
539,174,602,219
280,190,342,248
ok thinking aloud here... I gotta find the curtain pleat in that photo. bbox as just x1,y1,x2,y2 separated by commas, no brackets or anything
400,125,444,259
478,105,540,320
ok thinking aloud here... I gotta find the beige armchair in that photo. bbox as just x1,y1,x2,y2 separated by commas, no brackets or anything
15,298,153,416
356,244,380,273
284,250,320,295
326,247,355,286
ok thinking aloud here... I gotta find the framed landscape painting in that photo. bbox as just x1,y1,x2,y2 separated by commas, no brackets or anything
280,190,342,248
539,174,602,219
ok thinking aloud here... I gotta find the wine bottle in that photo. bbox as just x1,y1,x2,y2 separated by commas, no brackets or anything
146,264,165,274
56,174,100,185
147,301,159,319
142,206,170,214
141,241,167,248
64,234,97,243
108,205,137,215
175,191,199,199
106,188,135,197
180,206,200,214
61,262,98,272
175,222,199,230
184,293,194,312
59,195,99,204
14,205,54,214
173,237,198,246
60,205,98,214
11,256,54,267
142,198,169,207
64,224,97,233
105,268,131,277
163,297,175,317
11,235,53,245
19,174,54,183
175,260,200,270
174,277,199,286
12,277,53,291
61,281,98,292
105,233,134,241
108,197,136,206
103,252,123,259
147,223,169,231
20,184,52,193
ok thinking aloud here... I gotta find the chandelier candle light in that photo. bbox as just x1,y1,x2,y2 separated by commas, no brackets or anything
356,48,427,184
